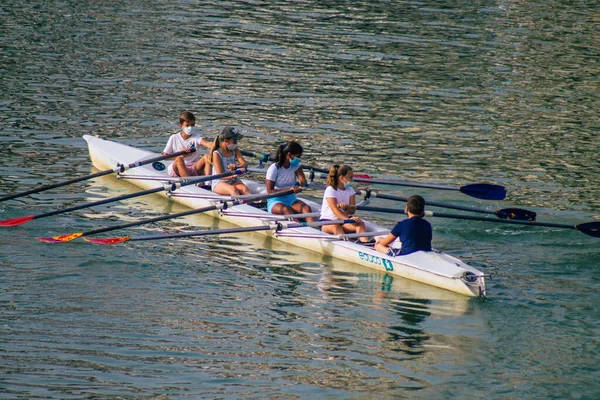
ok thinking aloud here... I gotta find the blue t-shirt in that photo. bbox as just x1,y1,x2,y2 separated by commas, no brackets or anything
390,216,432,255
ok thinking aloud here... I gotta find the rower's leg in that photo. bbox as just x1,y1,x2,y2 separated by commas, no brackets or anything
356,220,370,242
172,156,190,177
291,200,316,222
194,154,209,176
271,203,294,217
233,181,252,195
213,182,240,196
322,224,344,236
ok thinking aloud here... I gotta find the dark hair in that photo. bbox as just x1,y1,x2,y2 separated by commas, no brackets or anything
179,111,195,125
406,195,425,216
275,141,303,168
327,164,352,188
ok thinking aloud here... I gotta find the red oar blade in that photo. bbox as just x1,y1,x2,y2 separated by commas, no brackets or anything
576,222,600,238
37,232,84,243
0,215,35,227
83,236,131,245
354,173,372,179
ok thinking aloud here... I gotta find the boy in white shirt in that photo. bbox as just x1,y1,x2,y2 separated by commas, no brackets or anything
162,111,212,177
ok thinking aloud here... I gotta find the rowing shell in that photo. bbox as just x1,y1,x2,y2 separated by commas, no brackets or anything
84,135,487,297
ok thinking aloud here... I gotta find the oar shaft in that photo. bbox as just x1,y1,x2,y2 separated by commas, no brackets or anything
0,169,114,202
312,172,458,191
128,218,355,242
357,206,571,229
130,225,273,241
31,186,165,221
365,191,495,215
0,149,192,203
14,170,242,223
81,188,295,237
83,204,220,236
240,150,273,163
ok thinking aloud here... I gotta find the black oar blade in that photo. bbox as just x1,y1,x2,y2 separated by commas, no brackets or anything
576,222,600,238
0,215,35,227
83,236,131,245
37,232,84,243
495,208,537,221
460,183,506,200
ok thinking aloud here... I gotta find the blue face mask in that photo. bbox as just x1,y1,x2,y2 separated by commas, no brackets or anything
343,181,354,189
289,156,301,168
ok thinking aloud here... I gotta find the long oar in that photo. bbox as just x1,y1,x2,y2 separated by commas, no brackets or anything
242,151,506,200
37,188,295,243
356,205,600,238
310,170,506,201
357,190,536,221
0,148,194,203
84,218,356,245
0,169,244,227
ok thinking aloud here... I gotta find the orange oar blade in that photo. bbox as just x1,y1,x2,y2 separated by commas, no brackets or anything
83,236,131,245
0,215,35,227
37,232,84,243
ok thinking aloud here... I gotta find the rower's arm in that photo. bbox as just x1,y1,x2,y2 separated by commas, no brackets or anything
327,196,348,219
295,167,308,187
199,137,212,149
235,148,248,168
346,194,357,215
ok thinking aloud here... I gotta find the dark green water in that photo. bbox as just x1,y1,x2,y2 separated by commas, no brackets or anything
1,0,599,398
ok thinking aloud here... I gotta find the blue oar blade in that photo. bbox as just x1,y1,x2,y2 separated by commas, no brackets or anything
495,208,537,221
576,222,600,238
460,183,507,200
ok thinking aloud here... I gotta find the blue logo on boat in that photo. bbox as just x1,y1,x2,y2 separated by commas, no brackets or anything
152,161,166,171
382,259,394,272
358,251,394,272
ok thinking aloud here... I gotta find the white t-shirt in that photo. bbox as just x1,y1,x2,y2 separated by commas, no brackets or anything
319,185,356,220
162,132,204,167
265,163,301,189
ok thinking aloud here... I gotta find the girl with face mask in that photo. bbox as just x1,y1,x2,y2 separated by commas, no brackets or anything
208,126,251,196
319,164,371,243
265,141,316,222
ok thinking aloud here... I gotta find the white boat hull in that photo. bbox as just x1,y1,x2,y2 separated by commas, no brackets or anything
83,135,486,297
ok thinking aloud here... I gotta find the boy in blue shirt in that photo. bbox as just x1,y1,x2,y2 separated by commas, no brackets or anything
375,195,432,256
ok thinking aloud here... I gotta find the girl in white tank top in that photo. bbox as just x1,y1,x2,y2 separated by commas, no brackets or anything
208,127,251,196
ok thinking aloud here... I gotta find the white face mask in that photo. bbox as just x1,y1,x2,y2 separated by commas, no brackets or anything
227,143,237,151
182,126,194,135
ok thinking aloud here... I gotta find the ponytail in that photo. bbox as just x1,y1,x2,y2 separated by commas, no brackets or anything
327,164,353,188
208,137,221,165
326,165,340,187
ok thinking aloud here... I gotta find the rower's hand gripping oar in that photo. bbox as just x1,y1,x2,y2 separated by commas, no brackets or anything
37,188,296,243
356,205,600,238
84,218,357,245
0,147,195,203
0,168,244,227
358,189,537,221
